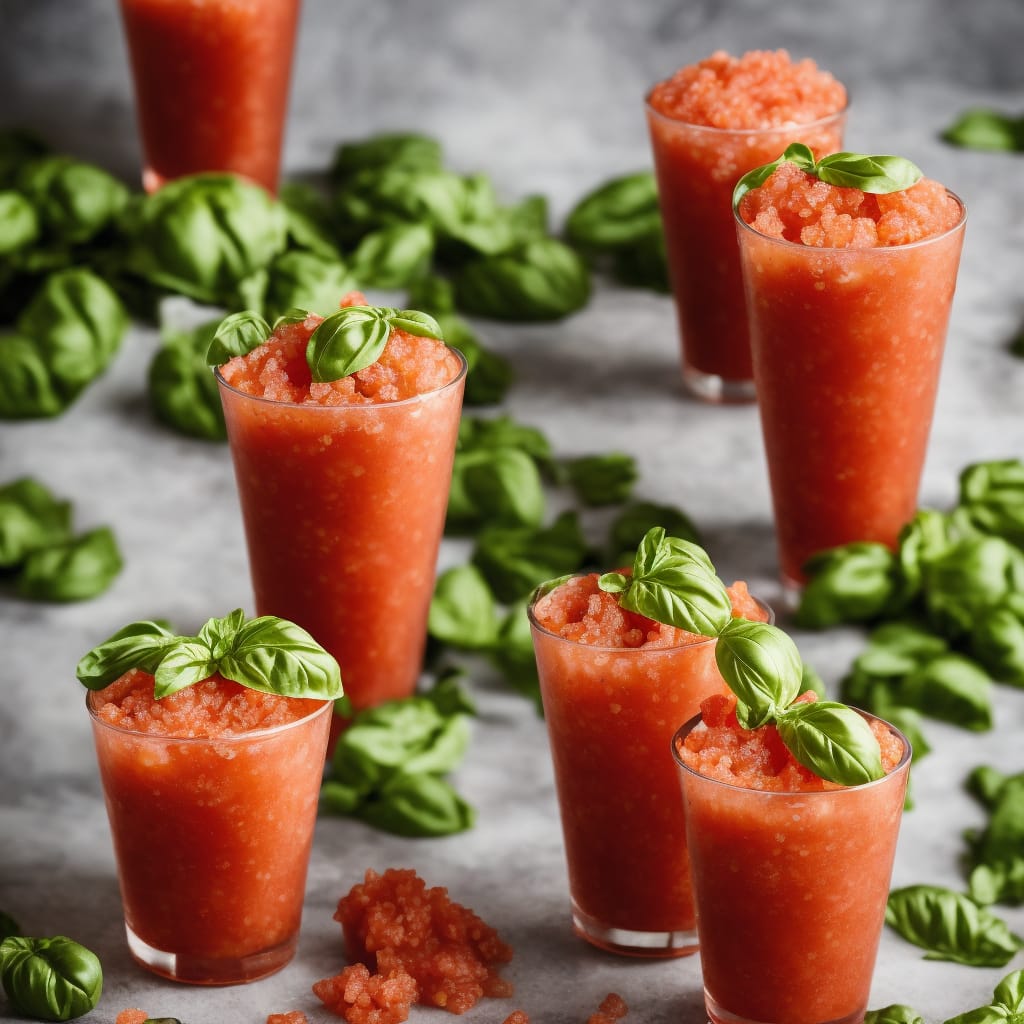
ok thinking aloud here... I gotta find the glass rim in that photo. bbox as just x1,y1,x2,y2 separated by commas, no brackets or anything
733,186,968,253
671,706,912,795
86,687,334,743
526,572,774,653
213,345,469,412
643,91,850,137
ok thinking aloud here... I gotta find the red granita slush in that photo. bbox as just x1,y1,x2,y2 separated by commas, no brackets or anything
528,573,767,956
674,694,910,1024
646,50,846,401
117,0,301,192
736,162,967,584
217,304,466,710
89,670,331,984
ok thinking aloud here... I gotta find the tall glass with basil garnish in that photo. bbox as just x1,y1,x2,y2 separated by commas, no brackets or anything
210,300,467,716
733,144,967,592
79,610,341,984
527,528,772,957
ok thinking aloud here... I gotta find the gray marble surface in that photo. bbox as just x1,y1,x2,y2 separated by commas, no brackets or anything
2,0,1024,1021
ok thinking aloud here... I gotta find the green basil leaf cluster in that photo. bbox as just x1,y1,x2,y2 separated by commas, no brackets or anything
0,478,121,602
865,1006,925,1024
0,934,102,1021
406,275,514,407
942,108,1024,152
564,453,638,507
0,269,127,419
605,500,701,566
964,765,1024,907
944,969,1024,1024
733,142,922,207
76,609,341,700
885,885,1023,967
148,319,226,441
564,171,669,293
262,249,357,322
321,674,475,837
125,173,288,307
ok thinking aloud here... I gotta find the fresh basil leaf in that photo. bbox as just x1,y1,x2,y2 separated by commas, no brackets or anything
320,779,363,815
799,661,827,699
149,320,226,441
993,969,1024,1013
865,1006,925,1024
424,668,476,718
0,911,20,942
458,329,514,406
732,142,816,208
406,274,456,316
127,173,287,305
968,765,1010,809
447,448,546,534
305,305,390,381
959,459,1024,548
458,414,556,476
473,510,589,604
564,453,638,507
900,653,993,731
815,151,923,193
262,250,356,322
454,238,591,321
197,607,248,658
216,615,342,699
942,109,1024,152
358,772,474,837
970,597,1024,687
16,268,127,403
76,619,178,689
606,501,701,566
565,171,662,250
0,934,103,1021
350,223,434,290
490,600,543,713
205,310,272,366
402,714,470,776
153,640,217,698
388,308,443,341
894,509,959,607
429,565,500,650
16,526,122,602
610,227,670,292
970,860,1024,907
608,527,732,636
0,477,72,568
330,132,443,186
775,701,885,785
0,334,65,419
886,885,1023,967
970,774,1024,869
714,619,804,729
796,542,896,629
0,191,39,256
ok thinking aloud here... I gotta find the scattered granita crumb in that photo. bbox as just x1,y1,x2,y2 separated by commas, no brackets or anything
314,962,418,1024
501,1013,531,1024
333,868,513,1015
501,993,629,1024
115,1011,149,1024
267,1013,311,1024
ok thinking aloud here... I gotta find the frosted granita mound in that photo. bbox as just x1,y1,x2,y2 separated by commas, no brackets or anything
738,160,963,247
647,49,846,129
220,291,461,405
679,692,905,792
91,668,319,737
531,573,765,648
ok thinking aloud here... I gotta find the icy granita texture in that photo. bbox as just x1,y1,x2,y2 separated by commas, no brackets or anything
115,1011,148,1024
739,160,964,247
531,573,763,647
648,49,846,129
267,1014,310,1024
679,692,903,792
502,993,629,1024
219,291,461,405
91,668,320,736
320,868,513,1017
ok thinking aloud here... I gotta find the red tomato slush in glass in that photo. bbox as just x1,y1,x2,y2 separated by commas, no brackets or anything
89,670,331,984
216,301,466,712
673,694,910,1024
117,0,301,193
528,573,767,957
645,50,847,402
735,161,967,586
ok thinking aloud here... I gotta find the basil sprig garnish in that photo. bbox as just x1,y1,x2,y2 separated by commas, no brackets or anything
595,527,885,785
77,609,342,701
205,310,274,365
732,142,924,208
306,305,443,382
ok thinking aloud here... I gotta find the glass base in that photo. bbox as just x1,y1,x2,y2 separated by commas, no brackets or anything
125,922,297,985
683,364,757,404
571,903,698,959
706,988,866,1024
